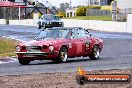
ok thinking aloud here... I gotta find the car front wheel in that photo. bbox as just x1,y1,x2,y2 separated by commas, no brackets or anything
18,58,30,65
57,47,68,63
89,45,100,60
38,25,41,29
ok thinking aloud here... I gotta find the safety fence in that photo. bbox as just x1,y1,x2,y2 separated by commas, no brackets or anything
86,9,112,16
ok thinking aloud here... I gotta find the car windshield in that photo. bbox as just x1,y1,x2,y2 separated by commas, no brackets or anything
43,15,59,20
53,16,60,20
36,28,69,40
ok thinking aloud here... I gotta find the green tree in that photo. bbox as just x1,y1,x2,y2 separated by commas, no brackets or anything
76,6,101,16
57,12,66,18
76,6,87,16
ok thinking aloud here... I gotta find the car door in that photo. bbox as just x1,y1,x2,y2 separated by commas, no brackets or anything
66,28,84,57
77,28,91,56
65,29,79,57
72,29,83,57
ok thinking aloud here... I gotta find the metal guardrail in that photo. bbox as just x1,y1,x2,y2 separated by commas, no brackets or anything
86,9,112,16
116,8,132,22
86,8,132,22
119,8,132,14
0,1,58,19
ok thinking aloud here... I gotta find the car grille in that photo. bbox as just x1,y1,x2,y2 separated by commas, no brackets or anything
27,46,42,52
51,22,60,27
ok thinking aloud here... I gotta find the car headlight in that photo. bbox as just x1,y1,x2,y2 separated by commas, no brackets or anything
49,45,54,51
16,46,21,52
42,22,45,24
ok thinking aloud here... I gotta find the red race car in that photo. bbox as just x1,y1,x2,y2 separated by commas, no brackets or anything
15,27,103,65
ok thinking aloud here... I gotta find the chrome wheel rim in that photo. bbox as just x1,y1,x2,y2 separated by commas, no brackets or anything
94,47,100,58
60,52,67,62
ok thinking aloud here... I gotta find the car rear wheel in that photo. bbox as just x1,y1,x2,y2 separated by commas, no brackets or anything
18,58,30,65
57,47,68,63
89,45,100,60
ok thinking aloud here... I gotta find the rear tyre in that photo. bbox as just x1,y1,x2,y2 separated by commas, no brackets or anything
57,47,68,63
18,58,30,65
89,45,100,60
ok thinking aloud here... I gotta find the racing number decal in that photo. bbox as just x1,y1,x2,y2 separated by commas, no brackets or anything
85,41,90,51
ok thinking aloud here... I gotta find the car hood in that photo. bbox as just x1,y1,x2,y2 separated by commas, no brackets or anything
39,19,61,22
19,38,65,46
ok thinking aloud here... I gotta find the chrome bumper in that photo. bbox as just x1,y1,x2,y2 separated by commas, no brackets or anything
15,52,49,57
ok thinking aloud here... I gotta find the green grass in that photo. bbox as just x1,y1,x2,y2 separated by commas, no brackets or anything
0,37,19,57
63,16,112,21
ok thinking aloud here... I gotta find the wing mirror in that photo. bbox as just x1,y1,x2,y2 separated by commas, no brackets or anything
69,37,73,39
85,29,89,33
85,29,92,37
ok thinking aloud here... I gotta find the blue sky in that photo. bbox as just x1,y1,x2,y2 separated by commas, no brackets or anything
37,0,87,7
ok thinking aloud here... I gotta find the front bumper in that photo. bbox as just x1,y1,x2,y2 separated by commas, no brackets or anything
45,23,63,28
38,22,63,28
15,52,49,57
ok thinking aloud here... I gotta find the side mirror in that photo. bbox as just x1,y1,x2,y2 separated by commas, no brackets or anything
69,37,73,39
66,36,73,40
85,29,89,33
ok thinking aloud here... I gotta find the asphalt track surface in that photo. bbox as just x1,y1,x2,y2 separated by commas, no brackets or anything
0,24,132,75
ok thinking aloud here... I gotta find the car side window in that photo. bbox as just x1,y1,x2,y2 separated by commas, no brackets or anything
59,29,69,38
72,29,79,38
78,28,87,37
78,28,86,37
65,29,73,38
54,16,59,20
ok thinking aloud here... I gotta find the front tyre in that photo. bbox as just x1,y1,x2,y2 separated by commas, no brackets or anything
89,45,100,60
57,47,68,63
18,58,30,65
38,25,41,29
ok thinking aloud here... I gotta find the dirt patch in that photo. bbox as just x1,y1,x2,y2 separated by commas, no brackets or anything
0,68,132,88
